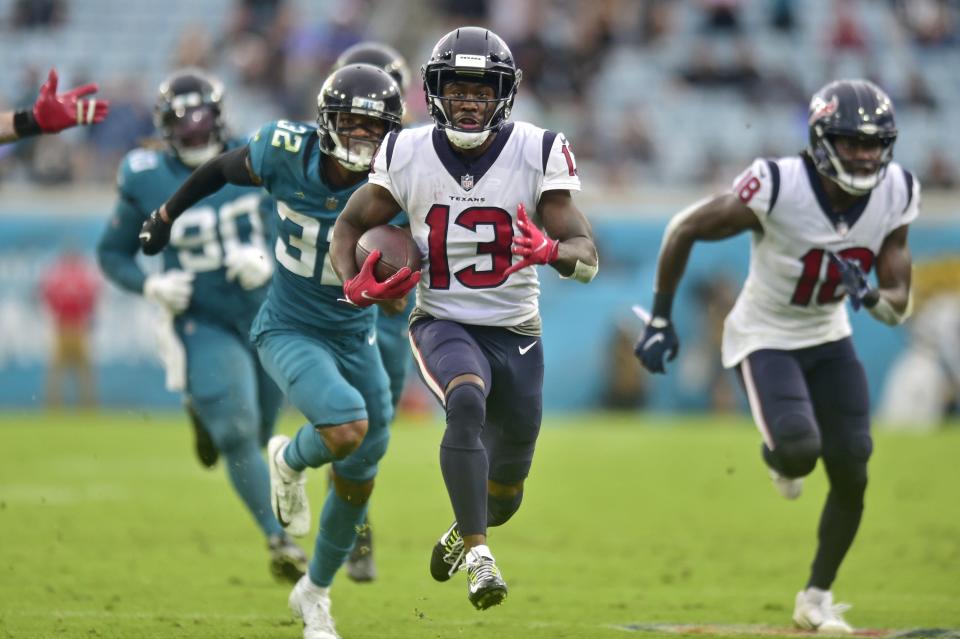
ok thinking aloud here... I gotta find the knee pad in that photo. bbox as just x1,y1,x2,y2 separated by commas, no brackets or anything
769,413,821,478
332,425,391,484
487,490,523,527
442,383,486,449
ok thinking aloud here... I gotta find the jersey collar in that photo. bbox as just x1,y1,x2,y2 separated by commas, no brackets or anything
432,123,515,191
802,152,871,235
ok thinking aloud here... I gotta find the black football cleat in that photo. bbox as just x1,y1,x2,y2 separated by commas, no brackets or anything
430,521,464,582
268,533,307,584
345,519,377,583
185,399,218,468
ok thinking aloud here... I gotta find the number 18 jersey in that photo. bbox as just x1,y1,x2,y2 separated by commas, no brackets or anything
368,122,580,327
721,153,919,368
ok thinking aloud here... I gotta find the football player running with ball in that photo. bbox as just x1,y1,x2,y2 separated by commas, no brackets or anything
330,26,599,611
636,80,917,634
97,69,305,583
139,65,413,639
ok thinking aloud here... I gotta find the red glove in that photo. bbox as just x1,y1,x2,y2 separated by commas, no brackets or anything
503,203,559,277
33,68,110,133
343,249,420,308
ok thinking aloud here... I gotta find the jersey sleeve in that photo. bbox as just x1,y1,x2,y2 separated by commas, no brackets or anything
894,167,920,230
368,130,404,208
246,121,279,187
729,158,780,223
115,149,159,209
539,131,581,200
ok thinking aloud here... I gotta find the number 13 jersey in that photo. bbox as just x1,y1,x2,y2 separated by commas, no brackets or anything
368,122,580,327
721,153,919,368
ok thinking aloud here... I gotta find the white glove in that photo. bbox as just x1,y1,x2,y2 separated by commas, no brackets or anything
224,244,273,290
143,270,194,314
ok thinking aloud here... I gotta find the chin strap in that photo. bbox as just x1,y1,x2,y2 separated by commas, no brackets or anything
444,127,490,149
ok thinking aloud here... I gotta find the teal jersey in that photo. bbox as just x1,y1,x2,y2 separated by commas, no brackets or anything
98,140,274,335
247,119,373,336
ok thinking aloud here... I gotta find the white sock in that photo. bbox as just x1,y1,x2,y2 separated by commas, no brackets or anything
467,544,494,561
804,587,828,602
302,574,329,596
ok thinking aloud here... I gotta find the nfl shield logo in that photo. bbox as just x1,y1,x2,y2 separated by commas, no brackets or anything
460,174,474,191
325,196,339,210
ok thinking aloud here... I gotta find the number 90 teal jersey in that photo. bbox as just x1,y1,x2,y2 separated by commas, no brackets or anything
247,120,374,337
99,139,274,334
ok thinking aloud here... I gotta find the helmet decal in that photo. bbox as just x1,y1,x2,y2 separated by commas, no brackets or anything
808,94,838,126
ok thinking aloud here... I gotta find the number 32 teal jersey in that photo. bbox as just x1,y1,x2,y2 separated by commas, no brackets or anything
98,139,274,334
247,120,374,337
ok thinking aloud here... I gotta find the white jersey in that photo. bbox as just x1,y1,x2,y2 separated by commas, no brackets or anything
721,154,920,368
368,121,580,326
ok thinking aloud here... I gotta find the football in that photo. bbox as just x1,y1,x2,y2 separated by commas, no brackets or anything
355,225,423,282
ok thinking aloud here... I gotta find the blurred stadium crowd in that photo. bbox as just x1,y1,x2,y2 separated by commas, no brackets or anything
0,0,959,192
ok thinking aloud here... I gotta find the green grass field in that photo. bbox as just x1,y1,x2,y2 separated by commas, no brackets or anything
0,412,958,639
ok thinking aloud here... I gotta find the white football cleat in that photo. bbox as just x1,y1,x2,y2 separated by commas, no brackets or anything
463,545,508,610
268,435,311,537
289,575,340,639
769,468,803,500
793,588,854,634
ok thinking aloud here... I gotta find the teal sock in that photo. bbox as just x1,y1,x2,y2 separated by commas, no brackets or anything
283,422,336,471
222,438,284,537
308,488,368,587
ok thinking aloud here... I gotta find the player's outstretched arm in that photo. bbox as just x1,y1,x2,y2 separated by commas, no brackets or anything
636,193,759,374
139,146,260,255
0,69,110,144
0,112,18,144
330,183,402,283
654,193,760,297
868,225,913,325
